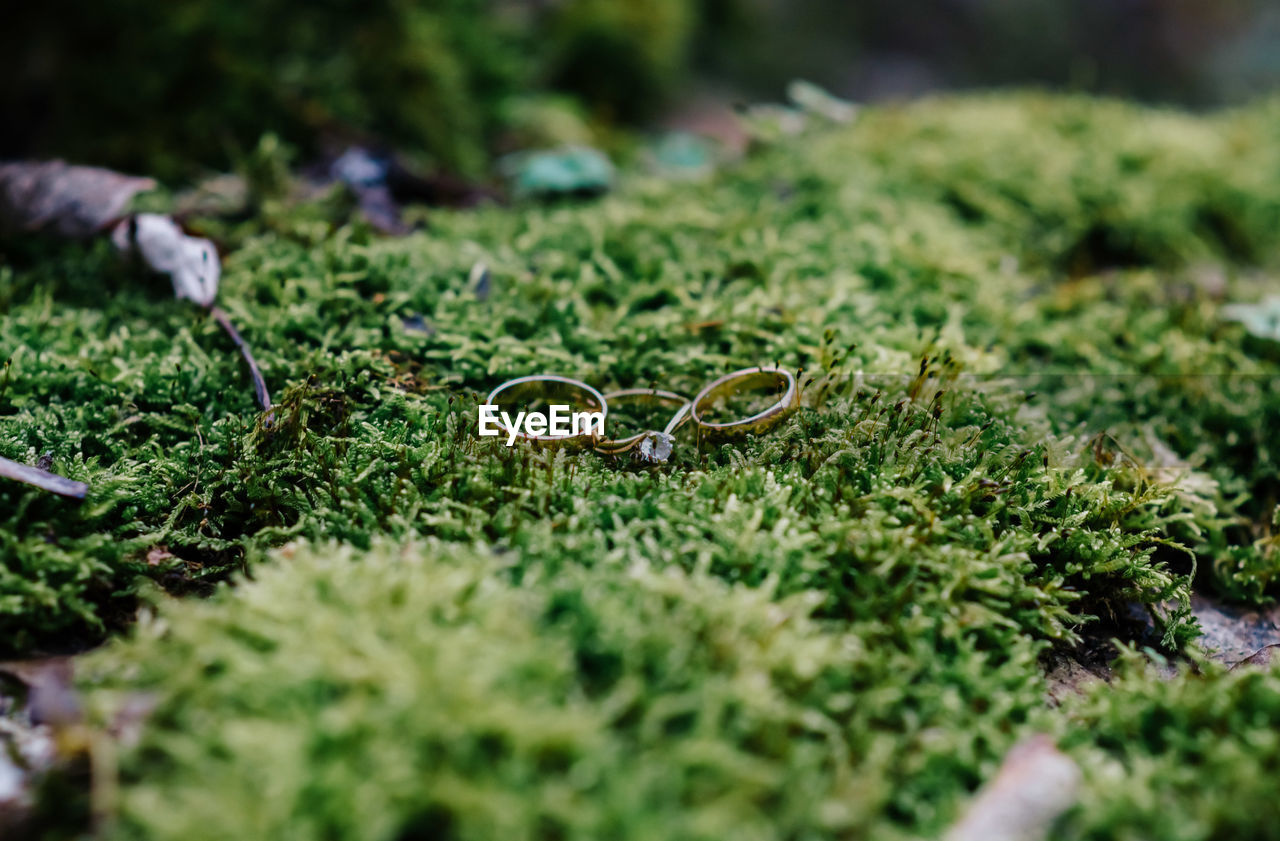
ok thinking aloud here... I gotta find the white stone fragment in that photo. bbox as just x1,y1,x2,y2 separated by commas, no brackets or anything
113,213,219,306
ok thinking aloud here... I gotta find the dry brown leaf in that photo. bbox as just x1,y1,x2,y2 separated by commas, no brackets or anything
0,160,154,239
1229,644,1280,670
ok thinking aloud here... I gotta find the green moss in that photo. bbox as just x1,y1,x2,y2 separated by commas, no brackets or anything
83,539,1046,841
3,0,519,178
544,0,698,121
8,92,1280,648
1060,651,1280,841
73,544,1280,841
1,0,717,180
6,90,1280,838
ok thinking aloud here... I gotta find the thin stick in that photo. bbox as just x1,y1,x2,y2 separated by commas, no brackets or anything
0,455,88,499
209,305,272,412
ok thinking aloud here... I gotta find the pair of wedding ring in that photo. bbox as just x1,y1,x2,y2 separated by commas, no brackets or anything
483,366,799,462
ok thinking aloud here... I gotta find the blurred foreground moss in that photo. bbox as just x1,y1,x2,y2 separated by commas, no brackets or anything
81,540,1041,840
1060,651,1280,840
78,542,1280,841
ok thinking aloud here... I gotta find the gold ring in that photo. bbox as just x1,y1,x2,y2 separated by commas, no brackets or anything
484,375,608,446
594,388,692,462
690,366,798,436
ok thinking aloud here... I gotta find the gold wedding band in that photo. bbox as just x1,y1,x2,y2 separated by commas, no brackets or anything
483,367,798,453
690,366,798,436
594,389,692,459
485,375,607,445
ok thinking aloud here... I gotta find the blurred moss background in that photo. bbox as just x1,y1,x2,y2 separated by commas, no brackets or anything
3,0,1279,182
0,0,707,181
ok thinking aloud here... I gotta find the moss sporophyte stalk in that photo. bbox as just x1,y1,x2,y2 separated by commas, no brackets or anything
4,92,1280,839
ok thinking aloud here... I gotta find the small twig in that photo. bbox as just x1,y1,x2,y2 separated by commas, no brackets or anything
0,455,88,499
209,305,272,412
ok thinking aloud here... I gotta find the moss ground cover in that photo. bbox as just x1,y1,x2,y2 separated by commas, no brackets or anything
82,541,1047,841
3,92,1280,837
